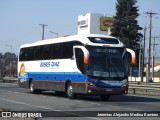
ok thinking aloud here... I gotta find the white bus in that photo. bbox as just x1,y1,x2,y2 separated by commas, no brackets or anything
18,34,135,100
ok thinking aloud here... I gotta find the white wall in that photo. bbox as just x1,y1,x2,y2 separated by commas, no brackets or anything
78,13,109,35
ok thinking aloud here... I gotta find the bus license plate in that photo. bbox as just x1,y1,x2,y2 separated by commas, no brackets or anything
106,88,112,92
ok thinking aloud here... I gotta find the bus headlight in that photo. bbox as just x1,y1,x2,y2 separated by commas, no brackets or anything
121,82,128,88
87,81,95,86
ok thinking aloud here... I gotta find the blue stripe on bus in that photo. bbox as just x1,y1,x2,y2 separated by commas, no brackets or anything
18,72,122,88
18,72,87,82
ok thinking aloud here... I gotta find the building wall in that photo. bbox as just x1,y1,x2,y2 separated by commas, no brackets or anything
78,13,112,35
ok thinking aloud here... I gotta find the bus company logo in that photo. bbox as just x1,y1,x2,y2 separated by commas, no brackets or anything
19,63,28,81
20,63,25,76
40,61,60,69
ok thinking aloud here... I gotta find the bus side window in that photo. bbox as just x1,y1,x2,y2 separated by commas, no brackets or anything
28,47,34,61
34,46,40,60
43,45,52,60
19,48,26,61
61,42,73,59
53,44,61,59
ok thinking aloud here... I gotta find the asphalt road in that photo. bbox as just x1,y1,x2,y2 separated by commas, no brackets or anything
0,83,160,120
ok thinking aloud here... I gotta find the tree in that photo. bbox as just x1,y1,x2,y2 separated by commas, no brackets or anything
0,52,18,77
111,0,143,49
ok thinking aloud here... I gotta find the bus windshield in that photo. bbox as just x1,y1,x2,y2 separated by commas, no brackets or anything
86,45,128,80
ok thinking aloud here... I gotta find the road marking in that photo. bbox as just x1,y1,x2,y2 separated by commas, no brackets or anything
70,99,102,106
0,97,52,110
0,90,142,111
0,97,101,120
0,90,102,119
0,89,102,107
0,88,147,112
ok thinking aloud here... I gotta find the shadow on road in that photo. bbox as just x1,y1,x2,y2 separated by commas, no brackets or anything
3,83,159,103
33,91,160,102
2,82,160,103
107,95,160,102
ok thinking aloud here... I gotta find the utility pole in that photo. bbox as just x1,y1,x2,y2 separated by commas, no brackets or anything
39,24,48,40
151,36,159,81
145,11,158,83
141,26,147,82
139,38,142,77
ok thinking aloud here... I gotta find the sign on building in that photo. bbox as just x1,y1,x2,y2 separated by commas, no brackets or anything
100,17,114,31
78,13,114,35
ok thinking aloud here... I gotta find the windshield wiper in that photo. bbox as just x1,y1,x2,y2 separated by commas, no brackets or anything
121,49,126,60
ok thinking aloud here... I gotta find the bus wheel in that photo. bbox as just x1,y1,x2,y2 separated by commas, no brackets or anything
29,81,41,94
66,83,76,99
101,95,110,101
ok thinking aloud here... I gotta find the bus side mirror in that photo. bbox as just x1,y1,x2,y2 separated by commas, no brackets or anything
84,56,89,64
126,48,136,64
74,46,89,74
74,48,85,74
73,46,89,64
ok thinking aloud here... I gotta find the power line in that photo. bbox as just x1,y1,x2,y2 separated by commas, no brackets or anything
39,24,48,40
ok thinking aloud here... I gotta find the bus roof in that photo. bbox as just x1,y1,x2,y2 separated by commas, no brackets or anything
20,34,124,48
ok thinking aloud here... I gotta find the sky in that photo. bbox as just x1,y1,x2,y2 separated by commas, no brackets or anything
0,0,160,57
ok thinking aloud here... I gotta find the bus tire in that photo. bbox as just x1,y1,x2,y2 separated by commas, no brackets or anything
101,95,110,101
29,80,41,94
66,83,76,99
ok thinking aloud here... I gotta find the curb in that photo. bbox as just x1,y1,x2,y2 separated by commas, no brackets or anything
0,78,18,83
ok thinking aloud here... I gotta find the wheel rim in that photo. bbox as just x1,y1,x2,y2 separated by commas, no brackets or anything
67,85,73,97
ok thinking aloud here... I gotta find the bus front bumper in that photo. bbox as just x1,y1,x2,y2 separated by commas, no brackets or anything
87,86,128,95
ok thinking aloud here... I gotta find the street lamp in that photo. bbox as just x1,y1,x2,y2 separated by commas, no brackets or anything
5,45,12,77
50,31,58,37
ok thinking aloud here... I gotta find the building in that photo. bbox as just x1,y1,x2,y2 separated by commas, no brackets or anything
78,13,114,35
